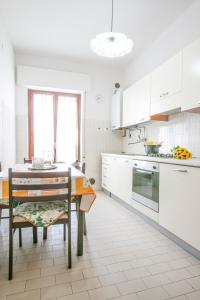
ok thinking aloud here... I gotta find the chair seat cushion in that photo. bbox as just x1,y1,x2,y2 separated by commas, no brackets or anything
14,201,68,227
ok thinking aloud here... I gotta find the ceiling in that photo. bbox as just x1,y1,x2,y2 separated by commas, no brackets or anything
0,0,196,68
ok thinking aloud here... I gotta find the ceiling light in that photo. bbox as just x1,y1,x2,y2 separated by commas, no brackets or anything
91,0,133,58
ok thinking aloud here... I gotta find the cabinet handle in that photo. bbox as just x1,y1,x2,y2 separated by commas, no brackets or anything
160,91,169,98
173,169,188,173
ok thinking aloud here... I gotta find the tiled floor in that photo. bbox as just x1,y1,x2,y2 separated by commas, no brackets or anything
0,191,200,300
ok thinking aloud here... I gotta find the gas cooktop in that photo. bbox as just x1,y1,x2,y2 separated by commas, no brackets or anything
122,153,173,158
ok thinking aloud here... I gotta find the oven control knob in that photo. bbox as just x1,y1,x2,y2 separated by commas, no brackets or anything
134,163,138,166
153,166,157,169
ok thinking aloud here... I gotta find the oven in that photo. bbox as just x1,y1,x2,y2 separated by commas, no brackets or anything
132,160,159,212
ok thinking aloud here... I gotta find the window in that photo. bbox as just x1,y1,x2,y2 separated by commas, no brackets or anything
28,89,81,163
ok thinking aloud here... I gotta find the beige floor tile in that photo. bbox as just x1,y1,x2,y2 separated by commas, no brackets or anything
113,294,139,300
186,264,200,276
71,278,101,293
124,267,150,280
187,276,200,290
187,290,200,300
41,283,72,300
0,281,25,296
147,262,172,275
57,291,90,300
26,275,55,290
163,280,194,297
142,273,171,288
88,285,120,300
130,257,154,268
165,268,192,282
27,258,54,269
167,296,188,300
56,271,83,284
41,265,68,276
137,286,169,300
12,269,40,281
6,289,40,300
168,258,192,270
82,266,109,278
117,278,146,295
99,271,127,286
107,261,131,273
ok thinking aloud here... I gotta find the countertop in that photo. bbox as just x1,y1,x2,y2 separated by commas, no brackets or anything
101,153,200,168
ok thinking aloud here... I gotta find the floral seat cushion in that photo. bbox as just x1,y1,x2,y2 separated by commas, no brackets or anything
14,200,68,227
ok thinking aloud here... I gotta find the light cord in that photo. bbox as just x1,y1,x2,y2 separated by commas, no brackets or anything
111,0,114,32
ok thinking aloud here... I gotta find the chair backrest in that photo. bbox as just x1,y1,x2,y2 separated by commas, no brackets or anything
72,160,85,174
24,158,32,164
8,168,71,217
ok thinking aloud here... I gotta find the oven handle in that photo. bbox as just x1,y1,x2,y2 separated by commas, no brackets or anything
135,169,153,175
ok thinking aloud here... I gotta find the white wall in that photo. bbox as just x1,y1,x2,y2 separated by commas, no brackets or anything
15,54,123,189
123,0,200,155
124,0,200,88
0,22,15,169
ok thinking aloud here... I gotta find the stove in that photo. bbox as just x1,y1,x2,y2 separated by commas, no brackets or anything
146,153,173,158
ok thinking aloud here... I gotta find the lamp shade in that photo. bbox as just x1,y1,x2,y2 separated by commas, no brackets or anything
90,32,133,58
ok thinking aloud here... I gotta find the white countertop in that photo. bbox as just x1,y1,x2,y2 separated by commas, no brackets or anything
101,153,200,168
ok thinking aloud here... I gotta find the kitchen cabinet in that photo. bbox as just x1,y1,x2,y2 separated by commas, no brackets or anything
150,52,182,115
159,163,200,251
102,156,113,191
101,155,132,203
182,37,200,111
111,89,122,130
111,157,132,203
122,75,151,127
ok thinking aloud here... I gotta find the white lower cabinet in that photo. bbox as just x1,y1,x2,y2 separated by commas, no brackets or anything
101,156,132,203
159,163,200,251
111,157,132,204
102,156,113,191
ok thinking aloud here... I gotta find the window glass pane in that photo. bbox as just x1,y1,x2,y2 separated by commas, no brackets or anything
56,96,77,163
33,94,54,159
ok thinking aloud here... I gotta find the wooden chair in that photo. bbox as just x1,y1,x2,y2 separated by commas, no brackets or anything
72,161,95,236
0,162,24,247
8,168,72,280
23,158,32,164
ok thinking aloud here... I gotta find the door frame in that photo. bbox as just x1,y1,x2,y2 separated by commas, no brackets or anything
28,89,81,161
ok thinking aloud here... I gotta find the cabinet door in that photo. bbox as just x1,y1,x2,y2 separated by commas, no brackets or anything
150,52,182,115
110,157,132,203
159,164,200,251
182,38,200,111
111,90,122,129
122,76,150,127
102,156,113,191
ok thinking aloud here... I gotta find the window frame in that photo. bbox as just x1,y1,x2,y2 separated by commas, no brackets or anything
28,89,81,161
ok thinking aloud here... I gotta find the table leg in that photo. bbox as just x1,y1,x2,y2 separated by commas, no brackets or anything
77,196,84,256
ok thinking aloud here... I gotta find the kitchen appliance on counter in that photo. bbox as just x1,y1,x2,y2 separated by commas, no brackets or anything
132,160,159,212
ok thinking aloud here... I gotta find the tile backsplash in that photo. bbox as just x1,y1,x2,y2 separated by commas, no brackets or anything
122,112,200,157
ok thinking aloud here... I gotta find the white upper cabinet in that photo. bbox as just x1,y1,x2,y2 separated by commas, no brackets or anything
182,38,200,111
122,75,150,127
111,89,122,130
150,52,182,115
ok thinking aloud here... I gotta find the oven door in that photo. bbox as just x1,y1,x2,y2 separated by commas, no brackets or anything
132,167,159,212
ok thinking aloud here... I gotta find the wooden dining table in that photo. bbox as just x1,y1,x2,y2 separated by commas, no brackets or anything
0,163,96,256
